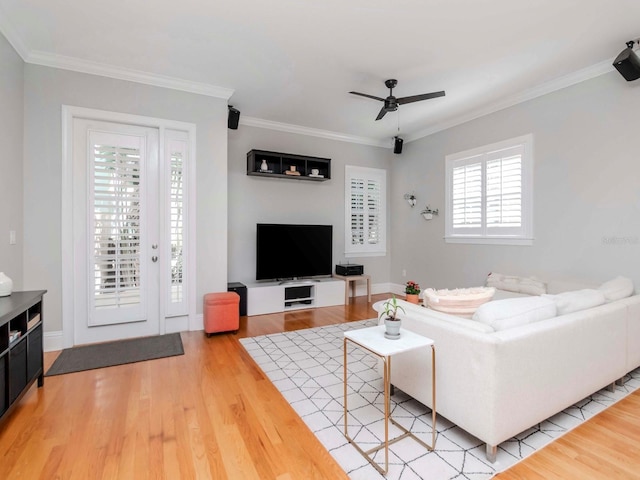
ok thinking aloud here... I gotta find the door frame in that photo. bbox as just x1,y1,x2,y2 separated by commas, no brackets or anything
62,105,197,348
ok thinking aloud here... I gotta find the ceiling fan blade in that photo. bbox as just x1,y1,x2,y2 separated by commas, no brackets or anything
349,91,386,102
375,106,388,121
397,91,446,105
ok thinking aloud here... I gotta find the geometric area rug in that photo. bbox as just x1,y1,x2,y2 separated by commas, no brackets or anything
240,320,640,480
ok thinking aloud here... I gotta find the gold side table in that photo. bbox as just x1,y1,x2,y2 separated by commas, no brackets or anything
343,325,436,475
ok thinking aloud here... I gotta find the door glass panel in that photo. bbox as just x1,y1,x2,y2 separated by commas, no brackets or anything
170,149,184,304
93,143,142,310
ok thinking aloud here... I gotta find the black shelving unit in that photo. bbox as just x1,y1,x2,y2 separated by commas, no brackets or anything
0,290,46,423
247,149,331,181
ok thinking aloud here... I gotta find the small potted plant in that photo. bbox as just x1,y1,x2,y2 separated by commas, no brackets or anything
405,281,421,304
379,295,405,339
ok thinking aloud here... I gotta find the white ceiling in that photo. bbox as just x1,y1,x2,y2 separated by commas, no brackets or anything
1,0,639,145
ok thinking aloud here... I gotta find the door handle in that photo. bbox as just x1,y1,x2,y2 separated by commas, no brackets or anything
152,256,158,262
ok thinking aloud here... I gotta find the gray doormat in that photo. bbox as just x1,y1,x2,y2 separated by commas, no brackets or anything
46,333,184,376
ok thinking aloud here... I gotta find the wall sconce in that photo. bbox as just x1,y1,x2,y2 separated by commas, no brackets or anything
421,205,439,220
404,194,417,208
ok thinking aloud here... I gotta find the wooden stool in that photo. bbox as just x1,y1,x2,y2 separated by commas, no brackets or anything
203,292,240,335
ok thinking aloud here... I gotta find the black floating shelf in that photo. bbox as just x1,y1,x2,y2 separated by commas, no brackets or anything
247,149,331,182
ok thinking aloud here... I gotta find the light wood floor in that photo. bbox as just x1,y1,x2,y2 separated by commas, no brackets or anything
1,293,640,479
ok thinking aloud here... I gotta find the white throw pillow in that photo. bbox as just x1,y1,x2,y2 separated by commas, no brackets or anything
598,276,634,302
472,296,557,331
486,272,547,295
543,289,606,315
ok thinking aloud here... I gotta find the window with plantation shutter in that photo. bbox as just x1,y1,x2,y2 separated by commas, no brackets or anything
445,134,533,245
345,165,386,256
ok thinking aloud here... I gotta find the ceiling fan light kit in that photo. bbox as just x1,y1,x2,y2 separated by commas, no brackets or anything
349,79,445,121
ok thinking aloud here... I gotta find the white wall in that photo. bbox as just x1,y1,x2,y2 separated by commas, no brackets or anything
23,65,229,332
227,125,392,286
0,32,23,288
391,71,640,290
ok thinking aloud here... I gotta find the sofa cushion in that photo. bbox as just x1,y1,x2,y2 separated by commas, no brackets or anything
486,272,547,295
598,276,634,302
472,296,557,331
374,298,496,333
424,287,495,318
543,289,606,315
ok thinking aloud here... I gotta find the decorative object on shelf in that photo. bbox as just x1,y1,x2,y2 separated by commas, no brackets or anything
285,165,301,176
0,272,13,297
404,193,417,208
260,159,269,172
379,295,405,339
421,205,439,220
311,168,319,175
405,280,421,304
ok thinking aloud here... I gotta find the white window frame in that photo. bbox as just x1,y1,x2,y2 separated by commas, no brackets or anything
445,134,534,245
344,165,387,257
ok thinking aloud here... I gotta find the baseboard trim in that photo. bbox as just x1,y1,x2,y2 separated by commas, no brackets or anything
44,331,64,352
190,313,204,332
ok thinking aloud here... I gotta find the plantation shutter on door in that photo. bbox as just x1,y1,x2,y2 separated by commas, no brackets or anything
165,131,189,317
90,132,147,325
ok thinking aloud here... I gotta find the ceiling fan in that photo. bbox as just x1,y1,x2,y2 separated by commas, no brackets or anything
349,79,445,121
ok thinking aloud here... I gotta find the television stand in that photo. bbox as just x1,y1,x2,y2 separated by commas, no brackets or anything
278,278,319,285
246,278,344,316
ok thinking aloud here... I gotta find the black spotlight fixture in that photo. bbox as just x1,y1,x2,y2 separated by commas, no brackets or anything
228,105,240,129
613,40,640,81
393,136,404,154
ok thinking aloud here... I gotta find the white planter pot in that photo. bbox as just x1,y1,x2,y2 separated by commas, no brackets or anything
384,317,401,339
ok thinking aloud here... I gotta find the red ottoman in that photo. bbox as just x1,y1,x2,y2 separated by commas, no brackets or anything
204,292,240,335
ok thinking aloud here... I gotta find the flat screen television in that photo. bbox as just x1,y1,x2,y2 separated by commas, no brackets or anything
256,223,333,281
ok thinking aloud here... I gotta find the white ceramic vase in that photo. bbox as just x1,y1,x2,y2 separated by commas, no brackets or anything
0,272,13,297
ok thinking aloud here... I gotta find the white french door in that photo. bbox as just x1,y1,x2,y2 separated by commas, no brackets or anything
73,119,159,343
69,115,193,346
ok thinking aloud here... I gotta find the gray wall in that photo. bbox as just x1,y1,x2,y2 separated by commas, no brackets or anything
391,71,640,290
0,32,24,288
227,125,392,286
23,64,229,332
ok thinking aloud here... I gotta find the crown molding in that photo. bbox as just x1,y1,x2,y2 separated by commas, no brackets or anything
240,116,391,148
25,50,235,99
406,58,616,143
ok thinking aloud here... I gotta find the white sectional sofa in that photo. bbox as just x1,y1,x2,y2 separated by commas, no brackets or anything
374,276,640,462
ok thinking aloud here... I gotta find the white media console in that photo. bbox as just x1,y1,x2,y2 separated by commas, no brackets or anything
246,278,345,316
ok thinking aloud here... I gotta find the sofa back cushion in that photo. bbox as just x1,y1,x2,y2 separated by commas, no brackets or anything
486,272,547,295
543,289,606,315
599,276,635,301
472,296,557,331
